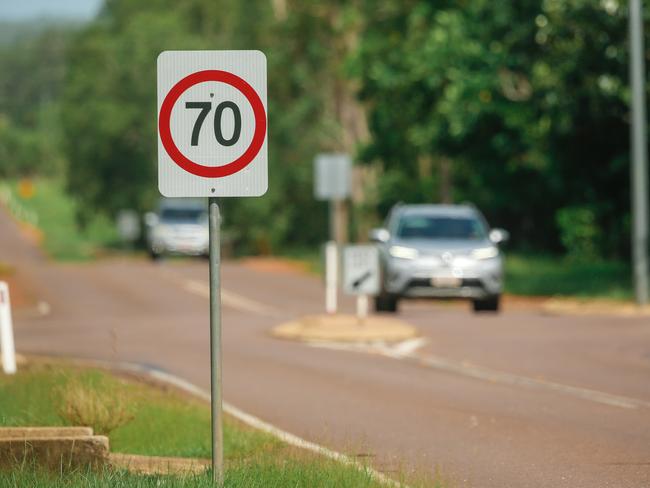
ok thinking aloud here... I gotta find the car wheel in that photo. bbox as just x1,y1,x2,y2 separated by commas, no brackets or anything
472,295,500,313
374,294,399,313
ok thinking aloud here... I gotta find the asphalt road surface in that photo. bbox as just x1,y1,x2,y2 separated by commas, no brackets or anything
2,207,649,487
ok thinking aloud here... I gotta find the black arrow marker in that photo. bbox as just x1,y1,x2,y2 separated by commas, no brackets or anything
352,271,372,288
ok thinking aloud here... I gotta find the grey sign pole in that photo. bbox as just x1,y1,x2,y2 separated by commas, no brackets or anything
208,197,224,482
630,0,649,305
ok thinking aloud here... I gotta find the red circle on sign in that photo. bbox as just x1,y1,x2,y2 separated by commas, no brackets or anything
158,70,266,178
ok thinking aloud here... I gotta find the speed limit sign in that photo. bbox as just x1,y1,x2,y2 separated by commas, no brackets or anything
157,50,267,197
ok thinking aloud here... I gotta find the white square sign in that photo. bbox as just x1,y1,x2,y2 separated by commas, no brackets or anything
343,245,380,296
314,153,351,201
157,50,268,197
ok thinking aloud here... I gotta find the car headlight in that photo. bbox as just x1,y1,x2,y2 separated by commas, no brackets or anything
389,245,419,260
471,247,499,260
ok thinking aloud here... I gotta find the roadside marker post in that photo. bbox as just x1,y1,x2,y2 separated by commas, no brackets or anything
315,154,352,314
0,281,16,375
325,241,338,314
157,50,268,483
342,245,380,324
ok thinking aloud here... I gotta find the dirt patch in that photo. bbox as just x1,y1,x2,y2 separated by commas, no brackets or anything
15,220,43,247
0,265,36,309
502,294,549,310
542,298,650,317
239,257,311,275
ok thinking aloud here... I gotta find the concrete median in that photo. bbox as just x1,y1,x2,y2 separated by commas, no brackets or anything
271,314,418,343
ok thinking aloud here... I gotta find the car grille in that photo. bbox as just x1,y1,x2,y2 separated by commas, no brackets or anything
407,278,483,288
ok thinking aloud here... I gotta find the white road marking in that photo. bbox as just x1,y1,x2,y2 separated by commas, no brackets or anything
178,270,647,411
409,353,650,410
182,279,284,318
313,339,650,410
83,359,404,488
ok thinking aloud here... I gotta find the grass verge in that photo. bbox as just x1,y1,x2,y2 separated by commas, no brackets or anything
0,361,420,487
0,462,389,488
0,178,117,260
504,254,631,300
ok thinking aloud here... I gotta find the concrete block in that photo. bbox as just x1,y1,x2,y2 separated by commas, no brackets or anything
0,435,109,471
0,427,93,439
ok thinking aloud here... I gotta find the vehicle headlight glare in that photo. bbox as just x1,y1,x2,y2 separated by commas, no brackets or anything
472,247,499,260
389,245,419,260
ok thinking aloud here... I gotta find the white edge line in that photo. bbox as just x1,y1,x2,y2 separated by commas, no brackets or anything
310,340,647,411
55,356,405,488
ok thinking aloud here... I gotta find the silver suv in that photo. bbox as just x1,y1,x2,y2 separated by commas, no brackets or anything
145,199,209,259
370,204,508,313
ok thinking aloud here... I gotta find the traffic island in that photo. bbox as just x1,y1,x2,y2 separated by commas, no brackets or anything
271,314,419,343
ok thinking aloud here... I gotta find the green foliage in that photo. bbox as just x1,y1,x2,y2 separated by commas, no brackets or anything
353,0,632,257
0,179,118,260
0,28,71,177
61,0,348,253
2,0,639,260
556,206,602,260
505,253,631,299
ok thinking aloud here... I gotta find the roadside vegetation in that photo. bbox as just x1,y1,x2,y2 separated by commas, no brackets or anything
0,179,117,260
504,254,631,300
0,362,429,487
0,4,638,301
0,175,634,300
0,1,637,263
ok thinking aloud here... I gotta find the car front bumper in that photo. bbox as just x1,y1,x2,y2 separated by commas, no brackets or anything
383,256,503,299
151,237,209,256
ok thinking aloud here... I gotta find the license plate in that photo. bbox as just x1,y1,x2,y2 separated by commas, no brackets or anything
431,276,461,288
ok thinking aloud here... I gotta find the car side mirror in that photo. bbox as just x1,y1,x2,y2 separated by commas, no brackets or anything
144,212,159,227
489,228,509,244
369,228,390,243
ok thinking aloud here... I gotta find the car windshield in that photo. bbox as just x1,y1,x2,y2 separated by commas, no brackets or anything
396,214,487,240
160,208,206,224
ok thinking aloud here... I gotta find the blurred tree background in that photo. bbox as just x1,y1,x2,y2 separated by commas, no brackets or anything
0,0,639,259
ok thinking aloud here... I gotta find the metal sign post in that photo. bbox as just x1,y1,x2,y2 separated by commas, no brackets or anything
208,198,223,482
629,0,649,305
157,50,268,483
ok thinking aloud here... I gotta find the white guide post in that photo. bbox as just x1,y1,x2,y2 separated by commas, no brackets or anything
0,281,16,375
325,241,338,314
356,294,369,325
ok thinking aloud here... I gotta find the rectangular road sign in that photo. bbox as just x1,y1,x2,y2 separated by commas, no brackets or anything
343,245,380,296
157,50,268,198
314,153,351,201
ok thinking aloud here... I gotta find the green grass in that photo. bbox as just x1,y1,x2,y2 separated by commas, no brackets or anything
0,362,417,487
0,462,389,488
504,253,632,300
0,178,118,260
0,363,280,460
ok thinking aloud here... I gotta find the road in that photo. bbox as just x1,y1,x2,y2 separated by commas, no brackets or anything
2,206,649,487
